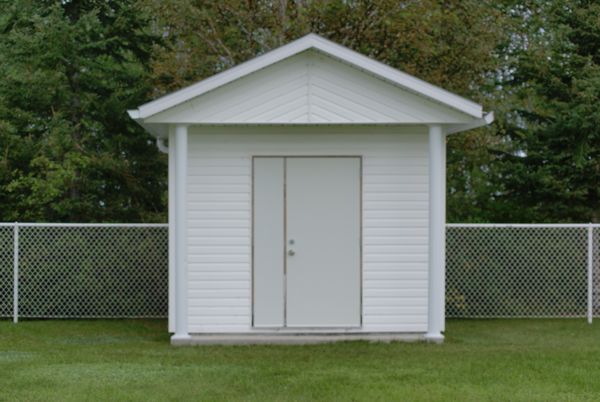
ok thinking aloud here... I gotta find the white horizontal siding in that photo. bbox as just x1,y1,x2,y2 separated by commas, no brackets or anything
186,126,428,333
363,148,428,330
187,155,252,331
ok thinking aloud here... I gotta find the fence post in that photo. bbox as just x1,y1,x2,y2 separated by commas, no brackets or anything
12,222,19,324
588,224,593,325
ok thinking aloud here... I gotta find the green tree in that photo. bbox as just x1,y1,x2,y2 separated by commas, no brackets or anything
12,1,592,224
145,0,507,99
490,0,600,222
0,0,166,222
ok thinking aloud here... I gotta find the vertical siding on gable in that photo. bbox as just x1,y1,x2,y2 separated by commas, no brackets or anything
148,51,473,125
186,126,429,333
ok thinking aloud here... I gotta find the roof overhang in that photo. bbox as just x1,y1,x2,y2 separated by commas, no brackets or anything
445,112,495,135
129,33,492,136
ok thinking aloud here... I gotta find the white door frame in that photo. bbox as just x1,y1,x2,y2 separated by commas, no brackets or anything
252,155,363,329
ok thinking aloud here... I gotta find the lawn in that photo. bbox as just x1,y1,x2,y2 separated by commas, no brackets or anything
0,320,599,401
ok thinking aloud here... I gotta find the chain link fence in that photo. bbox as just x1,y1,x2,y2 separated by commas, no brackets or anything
0,223,168,320
447,224,597,319
594,229,600,317
1,223,598,321
0,226,13,318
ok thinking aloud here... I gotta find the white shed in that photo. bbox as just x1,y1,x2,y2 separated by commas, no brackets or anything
129,34,493,345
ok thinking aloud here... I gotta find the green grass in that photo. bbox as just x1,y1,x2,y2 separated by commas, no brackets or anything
0,320,599,401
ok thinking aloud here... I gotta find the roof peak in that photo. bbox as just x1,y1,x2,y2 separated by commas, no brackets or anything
129,33,483,121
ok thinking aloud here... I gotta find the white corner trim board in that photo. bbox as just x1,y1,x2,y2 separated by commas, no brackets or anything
171,124,191,342
426,124,446,343
128,33,483,121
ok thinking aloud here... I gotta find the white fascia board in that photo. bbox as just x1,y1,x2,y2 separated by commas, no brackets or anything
445,111,494,135
130,33,483,120
127,109,140,119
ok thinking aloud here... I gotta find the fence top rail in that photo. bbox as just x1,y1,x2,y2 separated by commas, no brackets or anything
0,222,597,228
0,222,168,228
447,223,600,228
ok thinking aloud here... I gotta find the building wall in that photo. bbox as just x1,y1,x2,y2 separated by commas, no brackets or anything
185,125,429,333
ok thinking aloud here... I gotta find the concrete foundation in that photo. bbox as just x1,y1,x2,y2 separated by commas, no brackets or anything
171,332,436,346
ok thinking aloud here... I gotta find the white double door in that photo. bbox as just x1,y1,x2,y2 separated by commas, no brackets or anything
253,157,361,328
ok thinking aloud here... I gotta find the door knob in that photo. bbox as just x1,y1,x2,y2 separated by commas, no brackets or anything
288,249,295,256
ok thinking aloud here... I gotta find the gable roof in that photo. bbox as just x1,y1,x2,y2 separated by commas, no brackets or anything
129,33,484,121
